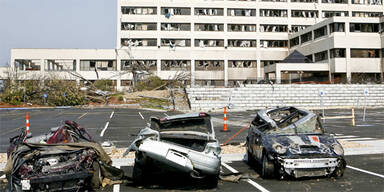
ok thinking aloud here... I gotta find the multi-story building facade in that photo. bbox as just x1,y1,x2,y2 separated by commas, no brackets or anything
4,0,384,90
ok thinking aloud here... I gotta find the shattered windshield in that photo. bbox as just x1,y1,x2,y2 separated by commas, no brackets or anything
159,117,212,133
266,116,323,135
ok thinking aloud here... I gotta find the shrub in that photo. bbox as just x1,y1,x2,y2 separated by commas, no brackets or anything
94,79,114,91
135,76,164,91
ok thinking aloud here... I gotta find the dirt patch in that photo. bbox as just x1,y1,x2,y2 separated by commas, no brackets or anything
221,143,246,154
125,90,170,99
338,140,370,148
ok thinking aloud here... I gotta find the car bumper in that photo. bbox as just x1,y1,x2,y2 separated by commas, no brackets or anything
138,140,221,175
279,157,339,178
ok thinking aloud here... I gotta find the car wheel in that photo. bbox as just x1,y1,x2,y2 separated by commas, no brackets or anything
331,159,346,178
132,162,146,185
261,154,275,179
247,150,256,166
205,174,219,188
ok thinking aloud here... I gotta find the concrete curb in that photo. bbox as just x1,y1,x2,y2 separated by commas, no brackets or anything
0,106,72,111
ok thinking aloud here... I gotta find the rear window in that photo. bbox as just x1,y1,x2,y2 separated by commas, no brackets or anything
158,117,212,133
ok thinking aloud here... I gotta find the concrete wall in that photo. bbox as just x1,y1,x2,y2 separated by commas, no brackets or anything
186,84,384,111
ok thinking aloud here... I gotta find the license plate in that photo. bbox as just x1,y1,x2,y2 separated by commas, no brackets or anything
21,179,31,190
166,151,187,167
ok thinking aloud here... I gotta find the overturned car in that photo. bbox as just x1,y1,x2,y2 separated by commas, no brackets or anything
125,112,221,185
5,120,124,192
246,107,346,179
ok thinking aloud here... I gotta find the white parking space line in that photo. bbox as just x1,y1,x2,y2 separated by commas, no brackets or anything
138,112,144,120
339,137,375,141
77,112,88,119
100,122,110,137
347,165,384,179
221,163,270,192
334,135,358,139
110,111,115,119
164,113,169,117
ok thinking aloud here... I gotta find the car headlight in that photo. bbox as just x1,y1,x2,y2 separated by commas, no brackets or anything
272,143,287,154
332,143,344,156
205,142,222,157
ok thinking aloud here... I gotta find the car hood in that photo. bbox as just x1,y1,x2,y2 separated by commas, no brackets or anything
263,134,339,157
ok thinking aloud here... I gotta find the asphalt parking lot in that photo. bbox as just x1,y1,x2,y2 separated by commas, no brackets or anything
0,107,383,192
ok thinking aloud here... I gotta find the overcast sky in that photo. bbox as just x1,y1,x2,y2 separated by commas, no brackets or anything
0,0,117,66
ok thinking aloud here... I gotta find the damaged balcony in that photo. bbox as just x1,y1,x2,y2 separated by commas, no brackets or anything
121,7,157,15
15,59,41,71
228,24,256,32
121,38,157,47
260,40,288,48
45,59,76,71
195,23,224,32
161,39,191,47
260,24,288,32
260,9,288,17
227,8,256,17
322,11,349,18
195,39,224,48
194,8,224,16
228,39,257,48
161,23,191,31
121,23,157,31
161,60,191,71
291,25,310,33
121,60,157,71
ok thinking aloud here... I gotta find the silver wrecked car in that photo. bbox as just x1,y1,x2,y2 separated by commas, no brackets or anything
124,112,221,185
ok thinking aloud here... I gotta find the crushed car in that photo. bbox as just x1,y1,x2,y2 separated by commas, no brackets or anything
246,107,346,179
5,120,124,192
124,112,221,185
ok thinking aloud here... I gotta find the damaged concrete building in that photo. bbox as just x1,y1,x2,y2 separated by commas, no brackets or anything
2,0,384,90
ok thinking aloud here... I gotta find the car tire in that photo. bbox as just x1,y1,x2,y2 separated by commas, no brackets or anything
331,159,346,178
247,150,256,166
205,174,219,188
132,162,146,185
261,153,275,179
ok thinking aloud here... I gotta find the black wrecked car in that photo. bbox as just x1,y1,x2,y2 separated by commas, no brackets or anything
246,107,346,179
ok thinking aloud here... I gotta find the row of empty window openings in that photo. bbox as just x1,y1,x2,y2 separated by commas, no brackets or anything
15,59,76,71
313,49,380,62
121,39,289,48
122,6,384,18
123,23,307,32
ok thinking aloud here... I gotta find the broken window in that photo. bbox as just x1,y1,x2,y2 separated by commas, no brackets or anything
322,0,347,3
161,60,191,71
227,8,256,16
330,48,346,58
194,8,224,16
306,54,313,62
260,9,287,17
291,0,317,2
322,11,348,18
300,32,312,44
80,60,116,71
228,24,256,32
352,12,383,17
14,59,41,71
261,0,287,2
161,23,191,31
314,51,328,62
289,37,300,47
351,49,380,58
121,80,132,86
314,26,327,39
121,7,157,15
228,39,257,47
351,0,382,5
260,40,288,48
350,23,379,32
194,39,224,47
259,24,288,32
161,39,191,47
45,59,76,71
329,22,345,33
121,60,157,71
228,60,256,68
195,23,224,31
291,10,318,18
161,7,191,16
291,25,309,32
261,60,280,67
121,38,157,47
195,60,224,71
121,23,157,31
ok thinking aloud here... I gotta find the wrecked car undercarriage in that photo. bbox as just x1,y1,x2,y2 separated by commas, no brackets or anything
246,107,346,179
125,112,221,185
5,120,124,192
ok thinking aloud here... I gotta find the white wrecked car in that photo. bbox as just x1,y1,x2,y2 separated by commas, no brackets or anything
124,112,221,185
